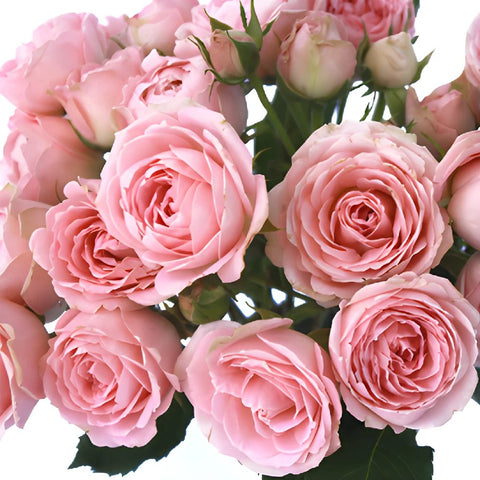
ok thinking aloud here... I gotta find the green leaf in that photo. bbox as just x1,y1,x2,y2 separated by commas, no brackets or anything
69,393,194,476
263,412,433,480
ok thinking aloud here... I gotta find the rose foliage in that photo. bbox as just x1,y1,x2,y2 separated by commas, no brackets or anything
0,0,479,479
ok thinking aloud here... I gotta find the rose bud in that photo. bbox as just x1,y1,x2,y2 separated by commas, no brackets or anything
178,277,230,325
364,32,418,89
277,12,356,100
208,29,259,82
406,84,476,159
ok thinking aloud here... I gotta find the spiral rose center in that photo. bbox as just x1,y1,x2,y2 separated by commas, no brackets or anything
334,190,394,251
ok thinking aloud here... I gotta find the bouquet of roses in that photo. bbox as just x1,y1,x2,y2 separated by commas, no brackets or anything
0,0,479,478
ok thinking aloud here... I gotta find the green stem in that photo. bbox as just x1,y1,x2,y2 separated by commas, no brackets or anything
310,102,327,132
250,74,296,156
372,91,386,122
365,429,385,479
336,93,348,124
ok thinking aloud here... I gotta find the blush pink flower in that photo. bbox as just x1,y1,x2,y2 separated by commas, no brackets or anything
3,110,103,205
0,184,60,315
277,11,357,100
53,47,145,149
324,0,416,48
405,85,476,159
127,0,198,55
0,13,119,115
112,50,247,134
42,307,182,448
465,13,480,90
96,105,268,301
175,317,342,476
457,252,480,367
265,121,452,307
0,298,49,437
30,180,161,313
433,130,480,250
329,272,479,432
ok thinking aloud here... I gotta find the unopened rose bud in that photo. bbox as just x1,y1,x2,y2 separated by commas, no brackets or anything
209,29,259,81
178,278,230,325
364,32,418,89
277,12,357,100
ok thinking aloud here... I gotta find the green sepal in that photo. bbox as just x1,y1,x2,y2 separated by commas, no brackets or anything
204,8,233,31
411,50,433,84
244,0,264,49
228,30,260,75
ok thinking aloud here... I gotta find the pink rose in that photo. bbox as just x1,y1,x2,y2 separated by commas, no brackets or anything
465,13,480,90
96,105,268,300
175,0,318,78
0,184,60,315
175,317,342,476
457,252,480,366
324,0,416,48
433,130,480,250
53,47,144,149
42,307,182,447
127,0,198,55
457,251,480,311
0,13,119,115
112,50,247,134
405,85,476,159
329,272,479,432
0,298,49,437
3,110,103,204
277,12,356,99
265,121,452,307
30,180,161,313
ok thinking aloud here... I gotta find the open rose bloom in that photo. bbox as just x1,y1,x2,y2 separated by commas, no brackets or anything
42,307,182,447
175,318,342,476
329,272,479,432
266,121,452,307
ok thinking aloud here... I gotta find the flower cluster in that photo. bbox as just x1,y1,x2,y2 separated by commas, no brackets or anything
0,0,479,478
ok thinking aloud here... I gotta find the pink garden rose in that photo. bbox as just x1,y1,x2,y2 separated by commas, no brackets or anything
30,180,161,313
0,184,59,315
434,130,480,250
457,251,480,312
175,317,342,476
324,0,416,48
457,252,480,366
0,13,119,115
265,120,452,307
3,110,103,204
465,13,480,90
277,11,356,100
53,47,144,149
127,0,198,55
329,272,479,432
112,50,247,134
42,307,182,448
0,298,49,437
405,84,476,159
96,105,268,301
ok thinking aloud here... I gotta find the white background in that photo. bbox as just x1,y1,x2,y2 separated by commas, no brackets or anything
0,1,479,479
